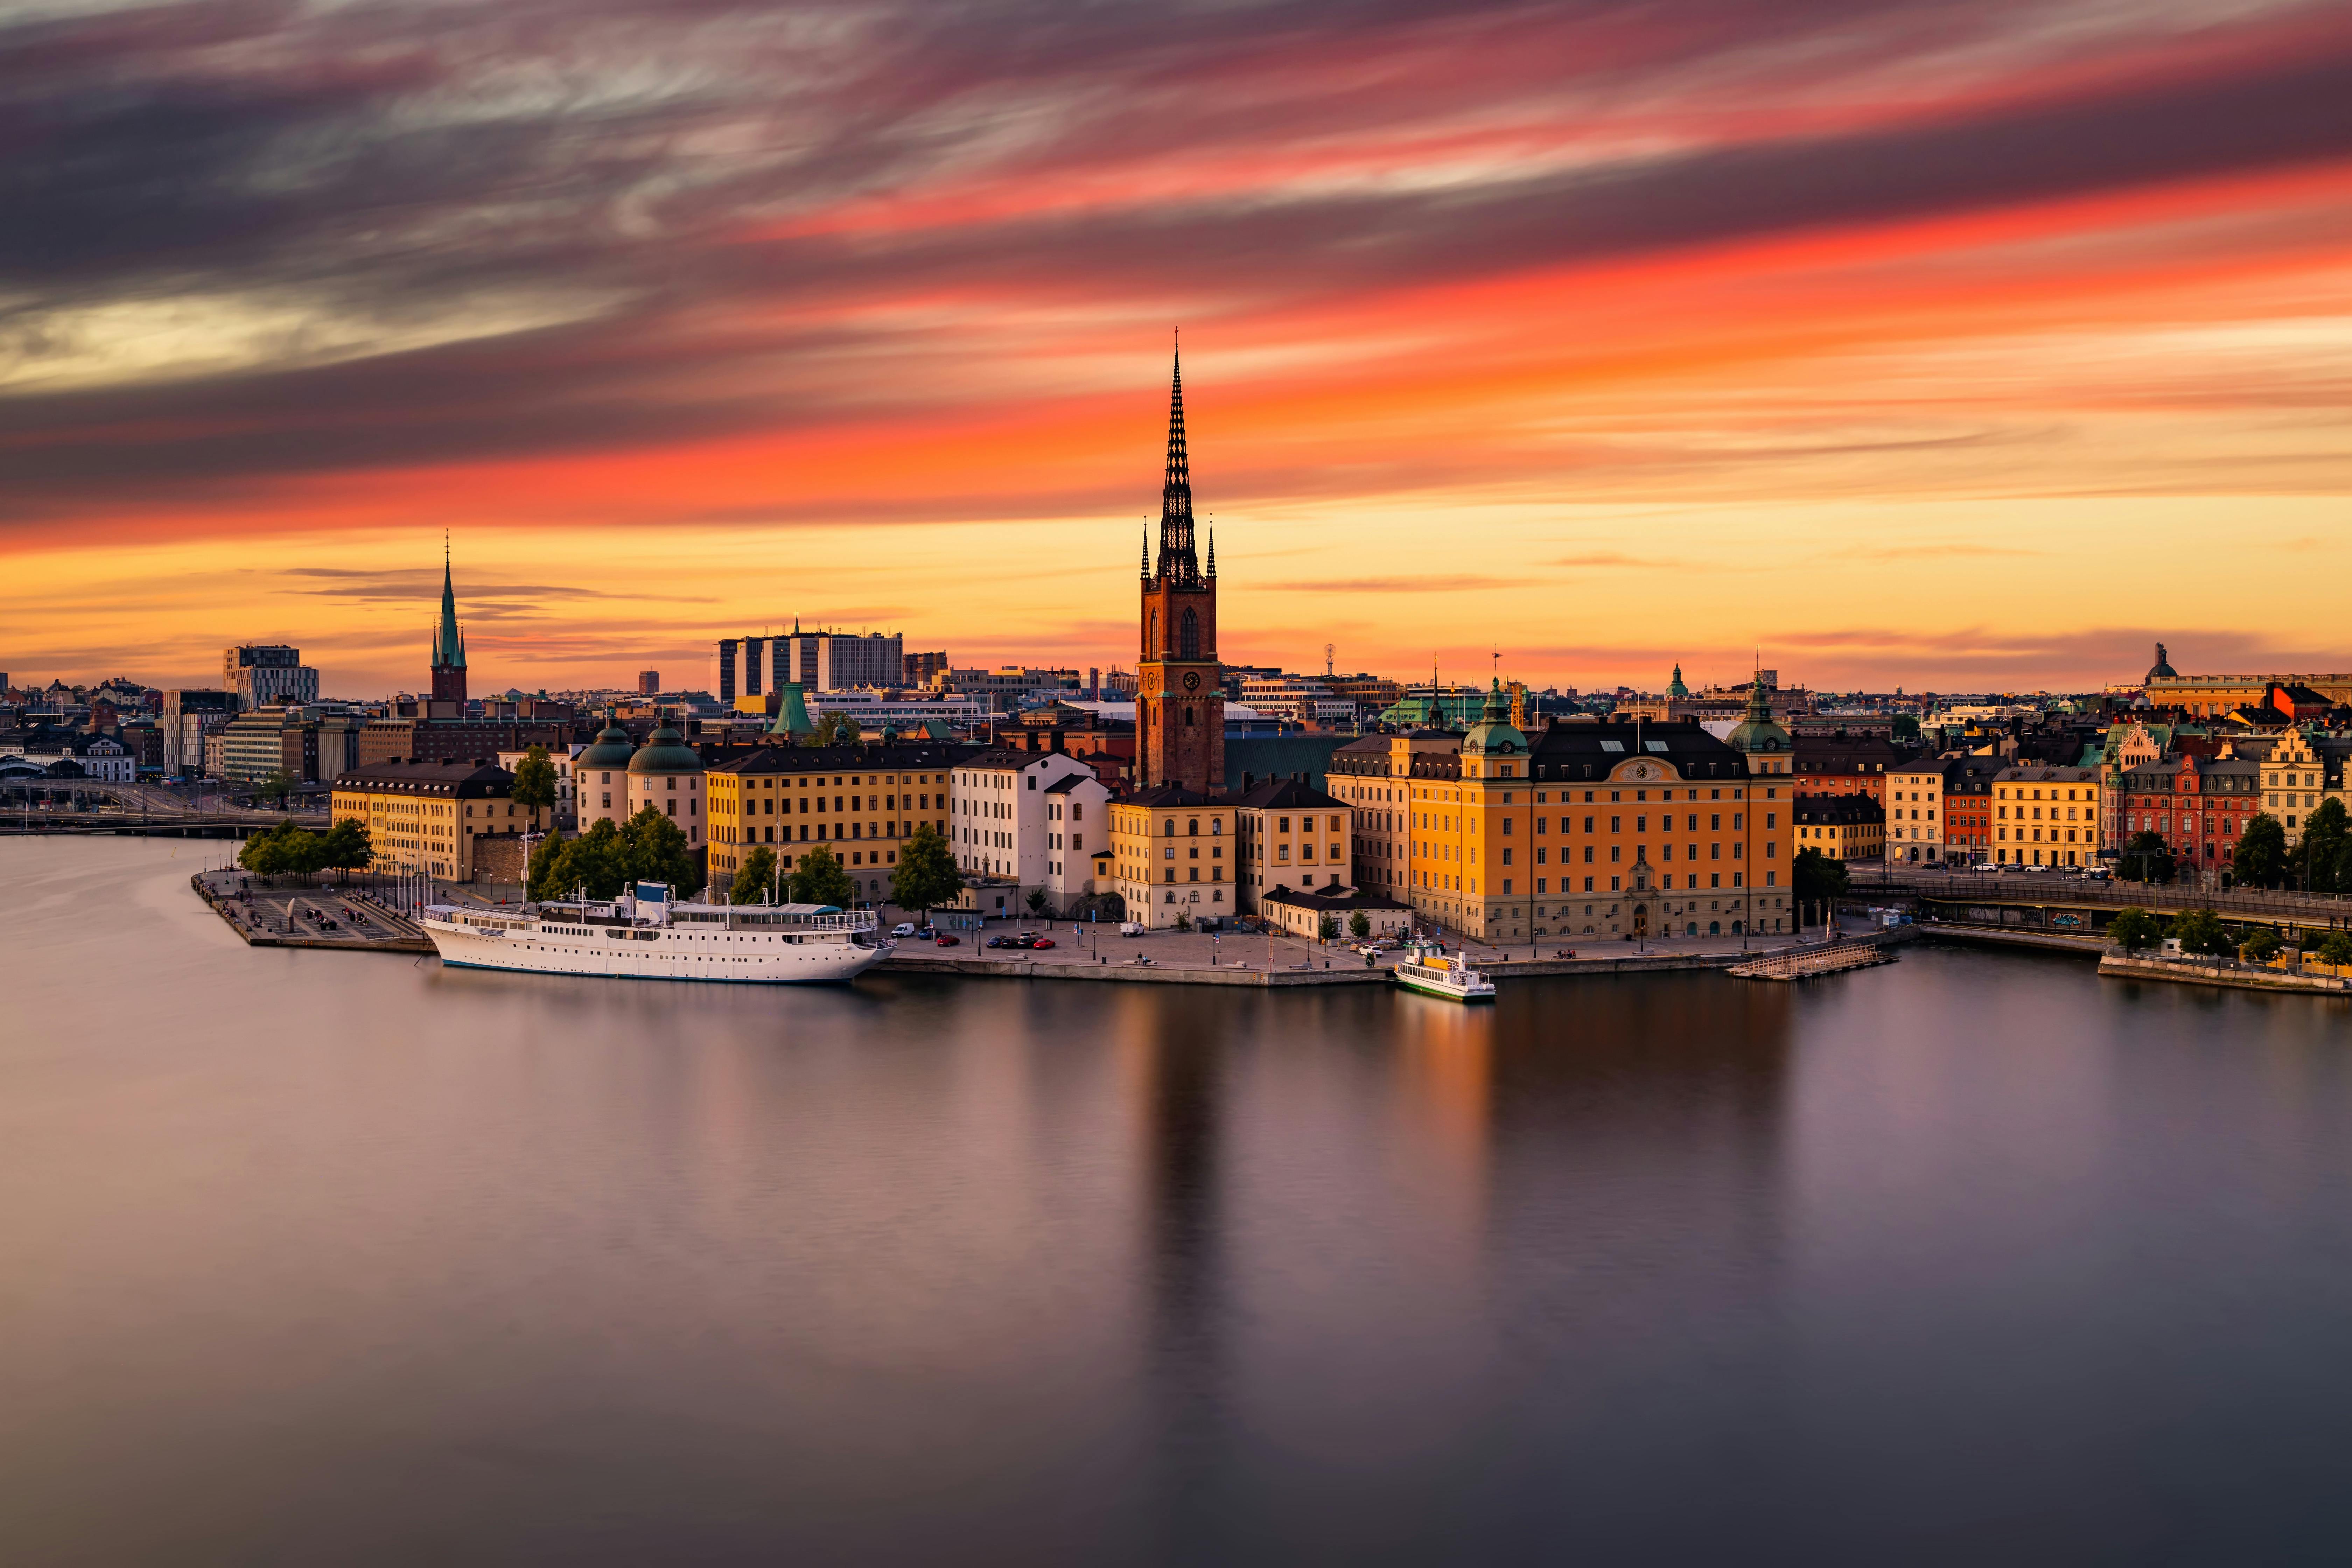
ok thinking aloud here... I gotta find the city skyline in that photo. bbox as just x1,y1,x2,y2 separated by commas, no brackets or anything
7,0,2350,694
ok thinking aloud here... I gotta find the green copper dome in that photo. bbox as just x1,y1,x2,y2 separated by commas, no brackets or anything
626,723,703,776
577,714,635,769
767,682,814,738
1462,678,1526,756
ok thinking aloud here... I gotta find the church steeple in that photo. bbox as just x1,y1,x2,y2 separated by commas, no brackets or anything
429,534,468,705
1154,340,1200,586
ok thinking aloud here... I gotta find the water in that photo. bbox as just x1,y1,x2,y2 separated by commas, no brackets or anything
8,838,2352,1563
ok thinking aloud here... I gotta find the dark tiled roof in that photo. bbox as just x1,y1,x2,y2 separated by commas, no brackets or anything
333,759,512,795
1261,883,1411,911
1227,778,1344,811
711,742,973,775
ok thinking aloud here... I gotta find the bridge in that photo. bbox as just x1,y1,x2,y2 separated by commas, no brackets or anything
0,780,325,838
1847,868,2352,942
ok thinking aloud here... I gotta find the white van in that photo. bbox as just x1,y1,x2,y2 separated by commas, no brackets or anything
1119,921,1146,937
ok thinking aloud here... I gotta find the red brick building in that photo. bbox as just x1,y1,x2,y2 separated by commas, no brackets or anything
1137,350,1224,792
2115,753,2262,877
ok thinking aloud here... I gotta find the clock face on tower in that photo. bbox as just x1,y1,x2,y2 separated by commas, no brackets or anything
1182,670,1201,692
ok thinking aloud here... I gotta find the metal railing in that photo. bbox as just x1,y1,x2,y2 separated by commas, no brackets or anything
1855,868,2352,924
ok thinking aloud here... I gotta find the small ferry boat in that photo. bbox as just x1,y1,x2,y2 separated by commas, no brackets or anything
421,882,888,983
1392,939,1497,1003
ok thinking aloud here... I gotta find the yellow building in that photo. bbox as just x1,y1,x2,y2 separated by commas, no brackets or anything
1991,765,2102,867
2262,728,2344,848
1110,784,1234,927
1383,679,1798,944
1229,778,1352,909
330,758,520,881
1794,793,1884,861
706,740,961,902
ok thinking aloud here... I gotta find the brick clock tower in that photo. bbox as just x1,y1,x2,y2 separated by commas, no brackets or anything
1138,348,1223,791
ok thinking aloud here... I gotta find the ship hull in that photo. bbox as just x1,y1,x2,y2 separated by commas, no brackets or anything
423,919,885,984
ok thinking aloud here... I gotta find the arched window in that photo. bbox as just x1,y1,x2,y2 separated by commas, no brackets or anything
1188,818,1199,836
1148,609,1158,656
1179,607,1200,659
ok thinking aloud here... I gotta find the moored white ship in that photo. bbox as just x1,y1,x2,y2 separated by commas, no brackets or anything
422,882,888,983
1391,938,1497,1003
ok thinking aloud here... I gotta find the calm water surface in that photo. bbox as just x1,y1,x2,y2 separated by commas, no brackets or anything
8,838,2352,1563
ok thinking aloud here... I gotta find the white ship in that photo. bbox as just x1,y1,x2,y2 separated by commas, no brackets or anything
422,882,889,984
1392,939,1498,1003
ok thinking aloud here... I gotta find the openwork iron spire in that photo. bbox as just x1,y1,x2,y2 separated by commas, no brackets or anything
433,532,466,670
1156,339,1200,584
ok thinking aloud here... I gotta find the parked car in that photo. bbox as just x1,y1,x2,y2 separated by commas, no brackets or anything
890,922,917,938
1030,937,1055,950
935,934,960,947
1119,921,1146,937
986,934,1013,948
1009,933,1041,949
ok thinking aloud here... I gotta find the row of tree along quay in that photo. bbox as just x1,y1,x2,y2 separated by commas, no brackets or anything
2105,904,2352,967
2115,800,2352,892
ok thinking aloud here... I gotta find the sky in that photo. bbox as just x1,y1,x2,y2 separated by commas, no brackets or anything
4,0,2349,699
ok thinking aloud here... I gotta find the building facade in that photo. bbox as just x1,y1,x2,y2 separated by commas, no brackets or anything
947,748,1099,898
1043,771,1114,914
221,645,319,709
1330,729,1467,899
161,690,237,776
330,759,518,881
1401,688,1796,945
624,724,706,851
1230,778,1352,910
1992,765,2105,867
1795,792,1884,861
2114,755,2260,877
706,742,963,903
1136,351,1224,792
1110,785,1236,927
2261,728,2347,848
1884,757,1948,863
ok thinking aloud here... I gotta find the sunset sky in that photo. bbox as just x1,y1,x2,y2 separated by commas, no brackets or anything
6,0,2350,698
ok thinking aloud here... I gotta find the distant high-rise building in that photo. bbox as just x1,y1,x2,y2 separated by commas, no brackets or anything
780,630,903,691
221,644,318,708
162,689,238,777
429,541,468,707
717,639,739,704
904,650,949,687
743,636,766,697
638,671,662,695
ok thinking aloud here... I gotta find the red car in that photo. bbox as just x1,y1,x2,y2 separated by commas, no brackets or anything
935,934,960,947
1030,937,1055,950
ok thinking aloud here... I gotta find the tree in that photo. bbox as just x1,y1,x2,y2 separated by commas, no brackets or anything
890,822,963,921
1026,889,1049,917
618,803,703,896
1349,910,1371,940
542,817,627,901
1174,909,1192,932
790,844,855,907
511,745,559,830
2232,812,2287,890
318,818,373,878
2299,798,2349,894
260,769,295,808
1317,914,1340,942
2240,927,2284,964
732,845,779,905
526,826,569,901
2317,932,2352,968
1791,846,1850,905
240,818,329,876
2118,830,2175,884
2107,905,2161,955
2172,908,2230,957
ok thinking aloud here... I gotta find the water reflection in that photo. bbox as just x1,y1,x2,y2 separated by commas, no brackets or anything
14,841,2352,1563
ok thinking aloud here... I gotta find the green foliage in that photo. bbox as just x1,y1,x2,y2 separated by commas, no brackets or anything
260,769,295,807
1317,914,1340,941
1791,846,1850,904
537,818,628,901
1349,910,1371,939
2118,830,2175,883
526,825,570,901
2172,908,2230,957
318,817,373,875
789,844,854,907
2300,798,2349,894
238,818,322,875
1026,888,1049,915
800,711,861,748
510,745,558,824
2317,931,2352,967
732,845,779,905
2232,812,2287,889
889,822,963,916
1174,909,1192,932
2107,905,2161,955
620,803,703,896
2239,927,2284,963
